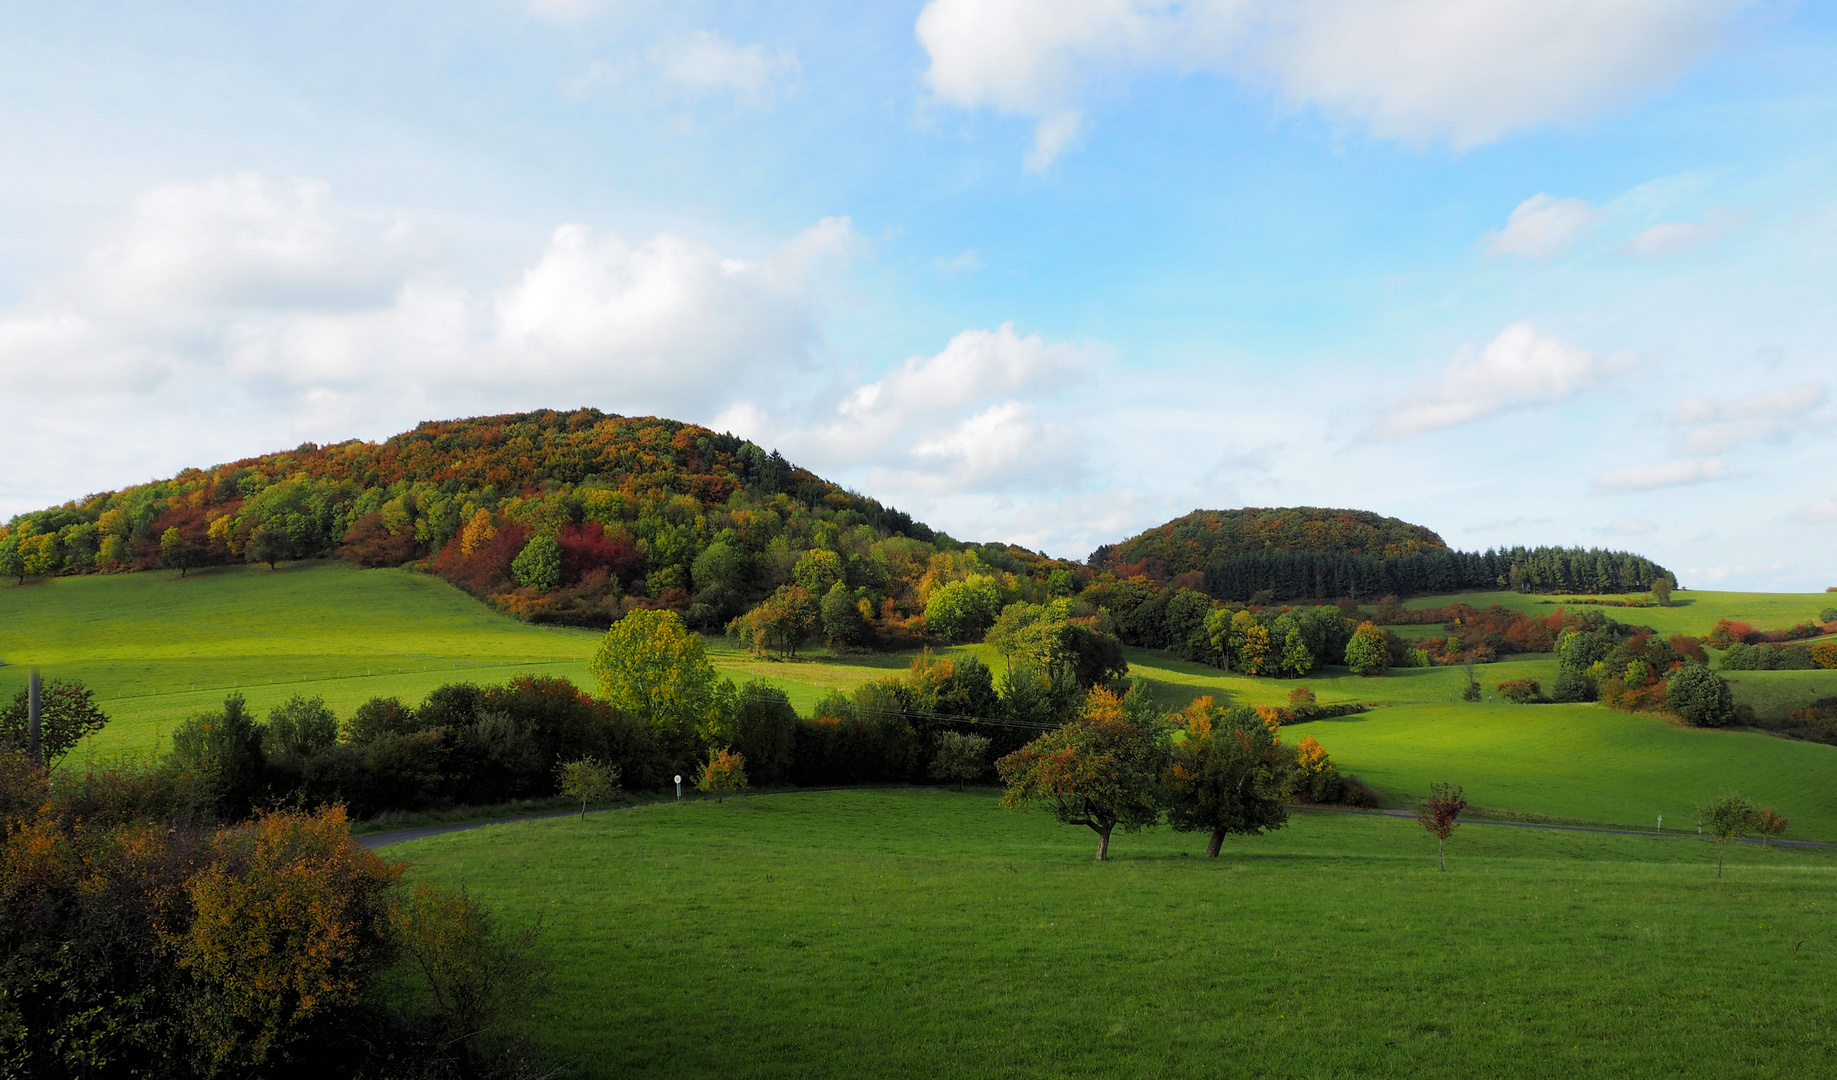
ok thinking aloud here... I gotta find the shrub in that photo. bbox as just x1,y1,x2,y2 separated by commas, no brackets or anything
1339,774,1380,808
1811,641,1837,670
696,748,749,804
1495,679,1546,704
1287,685,1317,709
929,732,992,786
1551,667,1593,703
1668,663,1735,727
167,694,267,821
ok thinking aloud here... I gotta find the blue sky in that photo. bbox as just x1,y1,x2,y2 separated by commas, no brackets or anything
2,1,1833,589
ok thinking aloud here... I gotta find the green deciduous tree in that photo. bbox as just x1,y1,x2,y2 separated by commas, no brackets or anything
996,687,1168,861
821,581,869,648
0,535,24,584
1345,621,1390,676
511,534,563,591
929,732,991,787
1163,705,1291,857
160,526,199,576
1698,793,1758,877
590,609,729,769
923,575,1003,643
1667,662,1735,727
0,679,110,766
1651,575,1673,606
556,758,621,819
792,548,844,597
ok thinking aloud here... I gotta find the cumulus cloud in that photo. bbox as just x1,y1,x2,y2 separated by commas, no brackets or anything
1484,194,1599,261
916,0,1745,166
651,31,800,105
1667,382,1826,454
1621,206,1747,258
1365,320,1637,440
1609,517,1656,535
1590,457,1729,494
782,322,1099,495
0,173,860,509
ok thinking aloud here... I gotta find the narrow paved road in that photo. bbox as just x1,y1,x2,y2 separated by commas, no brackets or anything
357,795,1837,850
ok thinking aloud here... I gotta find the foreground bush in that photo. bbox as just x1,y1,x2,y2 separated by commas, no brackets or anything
0,756,550,1078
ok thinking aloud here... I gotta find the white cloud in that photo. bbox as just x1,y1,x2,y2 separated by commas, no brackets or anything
1797,497,1837,525
526,0,607,21
1621,206,1747,258
1483,194,1599,261
1590,457,1729,494
0,174,861,510
651,31,800,105
773,323,1101,496
916,0,1746,165
1365,320,1637,440
1667,382,1826,453
1609,517,1656,535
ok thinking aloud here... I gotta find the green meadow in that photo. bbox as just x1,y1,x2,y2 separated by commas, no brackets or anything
1399,588,1835,638
4,563,1835,839
396,788,1837,1080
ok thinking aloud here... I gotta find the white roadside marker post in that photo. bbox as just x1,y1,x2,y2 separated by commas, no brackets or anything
675,774,682,801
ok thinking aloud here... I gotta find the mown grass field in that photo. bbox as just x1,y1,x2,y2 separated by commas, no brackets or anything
1399,589,1835,638
4,563,1835,837
398,788,1837,1080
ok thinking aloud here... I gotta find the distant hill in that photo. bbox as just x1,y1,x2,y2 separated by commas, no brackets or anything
1092,507,1671,601
0,409,1079,629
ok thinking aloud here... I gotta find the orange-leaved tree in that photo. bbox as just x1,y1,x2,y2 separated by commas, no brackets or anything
174,805,403,1071
996,686,1168,861
696,747,748,804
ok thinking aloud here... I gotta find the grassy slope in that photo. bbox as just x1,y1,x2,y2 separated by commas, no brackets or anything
4,565,1833,837
1400,589,1834,638
400,789,1837,1080
0,562,971,758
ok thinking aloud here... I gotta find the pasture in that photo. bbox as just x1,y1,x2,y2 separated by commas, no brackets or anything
1398,589,1834,639
4,563,1835,840
397,788,1837,1080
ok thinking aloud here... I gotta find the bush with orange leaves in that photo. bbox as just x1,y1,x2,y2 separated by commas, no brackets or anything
0,753,551,1077
174,805,402,1070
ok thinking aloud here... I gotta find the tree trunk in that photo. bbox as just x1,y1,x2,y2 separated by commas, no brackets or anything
1438,836,1446,871
1094,825,1112,861
579,800,587,821
1717,843,1724,878
1206,827,1225,858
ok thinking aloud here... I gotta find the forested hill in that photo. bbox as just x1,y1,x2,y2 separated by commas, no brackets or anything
1092,507,1673,601
0,409,1084,632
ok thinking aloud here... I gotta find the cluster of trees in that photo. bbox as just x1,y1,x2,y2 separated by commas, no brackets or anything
0,763,548,1078
1543,612,1740,727
996,684,1356,860
1087,508,1672,602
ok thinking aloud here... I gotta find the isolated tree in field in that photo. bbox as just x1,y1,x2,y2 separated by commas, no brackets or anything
0,678,110,766
1754,807,1788,846
1345,621,1390,676
996,687,1167,861
557,758,621,819
1416,783,1468,871
1667,663,1735,727
1163,705,1291,857
590,609,728,767
1651,575,1674,606
696,748,748,804
929,731,991,787
1699,793,1758,877
1461,660,1482,702
1287,685,1316,710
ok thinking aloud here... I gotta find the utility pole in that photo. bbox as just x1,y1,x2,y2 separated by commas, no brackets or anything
27,669,42,767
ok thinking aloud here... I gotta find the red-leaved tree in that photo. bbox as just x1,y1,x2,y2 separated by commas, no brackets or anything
1417,782,1468,871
